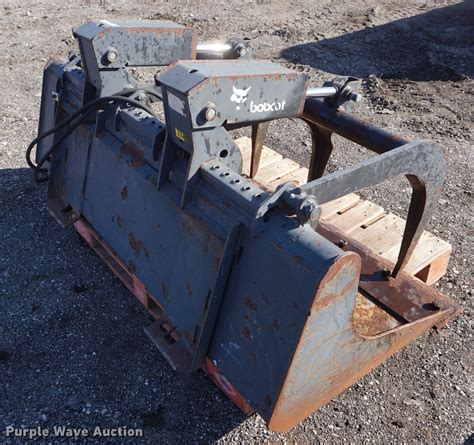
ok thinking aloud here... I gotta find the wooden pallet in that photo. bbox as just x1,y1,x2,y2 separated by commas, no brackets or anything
236,137,451,285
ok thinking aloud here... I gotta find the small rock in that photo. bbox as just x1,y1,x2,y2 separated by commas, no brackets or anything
63,395,80,410
0,351,11,362
73,284,87,294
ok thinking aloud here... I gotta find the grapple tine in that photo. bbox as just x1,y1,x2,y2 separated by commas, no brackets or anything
305,120,333,181
250,121,269,178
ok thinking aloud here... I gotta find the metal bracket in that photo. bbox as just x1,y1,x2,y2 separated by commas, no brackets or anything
73,20,197,96
324,76,361,109
283,140,447,277
252,182,294,236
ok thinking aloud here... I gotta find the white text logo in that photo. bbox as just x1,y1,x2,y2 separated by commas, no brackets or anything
230,86,251,110
250,100,286,113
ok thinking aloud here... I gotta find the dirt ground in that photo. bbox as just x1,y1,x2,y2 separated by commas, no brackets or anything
0,0,472,443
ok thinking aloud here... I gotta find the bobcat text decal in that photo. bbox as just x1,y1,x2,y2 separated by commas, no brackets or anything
230,86,286,113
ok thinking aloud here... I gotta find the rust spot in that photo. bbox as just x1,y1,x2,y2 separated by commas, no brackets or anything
121,186,128,201
353,294,400,337
203,358,254,415
249,351,256,361
128,261,136,274
243,296,258,312
273,241,283,251
273,320,280,331
292,255,308,270
314,258,357,310
120,142,144,168
116,214,124,227
240,325,252,340
128,232,149,257
187,283,193,297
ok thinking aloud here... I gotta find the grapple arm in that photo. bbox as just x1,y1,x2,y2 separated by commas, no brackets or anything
271,97,447,277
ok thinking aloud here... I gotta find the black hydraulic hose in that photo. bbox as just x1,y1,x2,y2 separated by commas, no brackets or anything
26,89,160,181
32,108,99,182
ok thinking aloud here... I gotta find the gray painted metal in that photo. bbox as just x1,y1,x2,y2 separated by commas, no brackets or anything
33,19,457,432
74,20,197,95
36,59,67,165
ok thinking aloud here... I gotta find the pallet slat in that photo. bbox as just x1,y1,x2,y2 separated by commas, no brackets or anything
350,213,404,255
326,201,386,233
255,158,301,183
239,137,283,177
383,231,451,282
319,194,361,219
235,136,451,285
267,167,309,189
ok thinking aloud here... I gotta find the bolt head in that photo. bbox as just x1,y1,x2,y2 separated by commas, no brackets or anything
237,46,248,58
205,107,217,121
106,50,118,63
337,239,348,249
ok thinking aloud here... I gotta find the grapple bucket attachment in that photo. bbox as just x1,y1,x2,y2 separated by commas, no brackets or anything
29,20,461,432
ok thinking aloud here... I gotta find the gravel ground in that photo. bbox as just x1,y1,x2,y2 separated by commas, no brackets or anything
0,0,472,443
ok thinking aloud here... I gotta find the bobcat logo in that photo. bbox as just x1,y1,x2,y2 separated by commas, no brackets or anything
230,86,251,110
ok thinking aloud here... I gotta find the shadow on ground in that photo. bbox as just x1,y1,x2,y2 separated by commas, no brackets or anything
281,1,473,81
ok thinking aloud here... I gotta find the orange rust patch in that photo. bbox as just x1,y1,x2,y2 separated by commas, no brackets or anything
243,295,258,312
128,232,149,257
203,358,253,415
353,293,400,337
241,325,252,340
120,142,144,168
